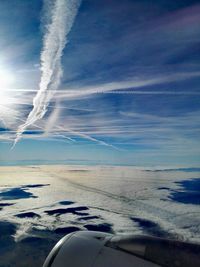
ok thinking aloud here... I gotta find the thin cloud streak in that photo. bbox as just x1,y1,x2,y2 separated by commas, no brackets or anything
4,68,200,94
55,71,200,100
57,125,121,150
13,0,81,147
4,70,200,110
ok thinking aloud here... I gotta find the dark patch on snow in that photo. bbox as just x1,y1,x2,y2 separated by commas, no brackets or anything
59,200,75,205
0,187,37,200
15,212,41,219
23,184,50,188
78,215,100,221
84,223,113,233
45,206,89,216
54,226,80,235
169,178,200,205
131,217,174,238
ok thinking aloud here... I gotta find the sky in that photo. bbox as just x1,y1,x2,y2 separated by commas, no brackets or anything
0,0,200,166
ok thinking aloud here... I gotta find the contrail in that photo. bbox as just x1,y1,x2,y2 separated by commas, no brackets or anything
58,125,122,151
13,0,81,147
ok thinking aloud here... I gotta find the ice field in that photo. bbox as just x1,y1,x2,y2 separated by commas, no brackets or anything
0,165,200,266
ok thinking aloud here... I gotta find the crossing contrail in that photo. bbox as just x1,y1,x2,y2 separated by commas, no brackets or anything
13,0,81,147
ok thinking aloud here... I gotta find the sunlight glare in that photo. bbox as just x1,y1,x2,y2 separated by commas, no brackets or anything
0,68,15,106
0,68,15,88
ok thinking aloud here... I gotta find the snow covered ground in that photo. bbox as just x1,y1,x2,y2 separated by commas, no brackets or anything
0,165,199,266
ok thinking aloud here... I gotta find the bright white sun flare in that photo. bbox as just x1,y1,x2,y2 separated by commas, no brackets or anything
0,68,15,106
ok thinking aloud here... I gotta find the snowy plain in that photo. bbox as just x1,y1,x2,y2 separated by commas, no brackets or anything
0,165,199,266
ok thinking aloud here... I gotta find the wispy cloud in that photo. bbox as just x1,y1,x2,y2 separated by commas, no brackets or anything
13,0,81,147
53,71,200,100
56,125,121,150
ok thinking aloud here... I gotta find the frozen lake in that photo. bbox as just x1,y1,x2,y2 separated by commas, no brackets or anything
0,165,200,266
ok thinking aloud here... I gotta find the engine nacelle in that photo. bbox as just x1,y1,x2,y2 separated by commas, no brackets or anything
43,231,200,267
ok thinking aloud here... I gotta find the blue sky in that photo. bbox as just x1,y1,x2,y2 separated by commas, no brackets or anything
0,0,200,166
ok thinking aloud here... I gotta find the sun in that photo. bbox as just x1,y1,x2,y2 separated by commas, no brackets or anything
0,68,15,88
0,68,15,106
